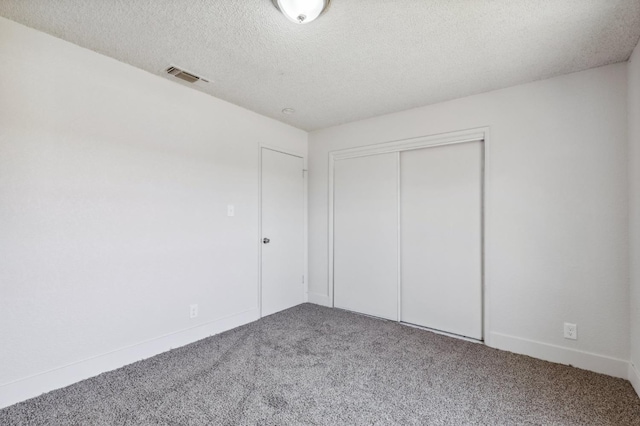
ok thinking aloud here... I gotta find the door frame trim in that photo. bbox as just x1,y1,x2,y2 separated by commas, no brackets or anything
259,144,308,318
328,127,491,343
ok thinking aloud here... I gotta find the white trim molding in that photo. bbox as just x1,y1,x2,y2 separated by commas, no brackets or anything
490,332,629,379
629,362,640,397
329,128,487,161
0,308,259,410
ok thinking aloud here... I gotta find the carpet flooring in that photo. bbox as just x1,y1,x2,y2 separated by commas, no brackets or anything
1,303,639,425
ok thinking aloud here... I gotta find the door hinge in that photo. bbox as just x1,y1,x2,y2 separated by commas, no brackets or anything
302,275,305,284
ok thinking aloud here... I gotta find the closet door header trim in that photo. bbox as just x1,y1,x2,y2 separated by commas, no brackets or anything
331,128,487,161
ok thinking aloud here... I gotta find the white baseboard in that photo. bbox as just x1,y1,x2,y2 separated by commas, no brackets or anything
307,292,331,307
629,362,640,397
0,307,260,410
489,332,628,379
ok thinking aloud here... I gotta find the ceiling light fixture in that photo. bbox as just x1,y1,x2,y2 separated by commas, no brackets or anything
272,0,330,24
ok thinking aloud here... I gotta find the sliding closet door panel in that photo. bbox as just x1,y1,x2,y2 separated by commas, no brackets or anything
334,153,398,320
401,142,482,339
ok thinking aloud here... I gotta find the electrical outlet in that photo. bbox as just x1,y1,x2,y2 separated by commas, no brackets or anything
564,322,577,340
190,304,198,319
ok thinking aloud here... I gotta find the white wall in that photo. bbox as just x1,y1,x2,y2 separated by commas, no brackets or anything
0,17,307,408
309,64,630,377
629,39,640,393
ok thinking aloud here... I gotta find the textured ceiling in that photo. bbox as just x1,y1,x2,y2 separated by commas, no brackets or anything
1,1,640,131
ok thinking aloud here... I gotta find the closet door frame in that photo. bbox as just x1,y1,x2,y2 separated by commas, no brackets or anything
328,127,491,343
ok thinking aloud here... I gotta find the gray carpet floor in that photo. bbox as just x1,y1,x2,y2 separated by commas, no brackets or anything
1,304,639,425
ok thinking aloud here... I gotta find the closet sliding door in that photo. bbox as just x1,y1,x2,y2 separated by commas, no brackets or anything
401,141,483,339
333,153,398,320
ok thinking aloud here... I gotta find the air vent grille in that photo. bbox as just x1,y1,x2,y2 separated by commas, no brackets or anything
164,66,209,84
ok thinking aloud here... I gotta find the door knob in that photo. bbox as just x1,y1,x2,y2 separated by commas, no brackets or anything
263,238,270,244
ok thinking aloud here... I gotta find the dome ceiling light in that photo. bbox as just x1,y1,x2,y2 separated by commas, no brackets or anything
272,0,331,24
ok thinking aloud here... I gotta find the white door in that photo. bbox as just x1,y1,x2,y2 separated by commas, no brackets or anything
261,148,305,317
333,153,398,320
400,141,483,339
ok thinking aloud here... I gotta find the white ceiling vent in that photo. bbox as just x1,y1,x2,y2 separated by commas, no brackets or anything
164,65,209,84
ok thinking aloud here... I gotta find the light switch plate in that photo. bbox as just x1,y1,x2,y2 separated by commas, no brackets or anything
227,205,234,217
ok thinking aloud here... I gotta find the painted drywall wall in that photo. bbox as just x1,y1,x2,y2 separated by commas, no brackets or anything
629,39,640,392
309,64,630,377
0,16,307,407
